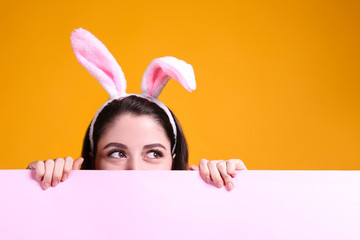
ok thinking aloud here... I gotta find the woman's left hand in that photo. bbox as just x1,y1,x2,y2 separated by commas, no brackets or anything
188,159,246,191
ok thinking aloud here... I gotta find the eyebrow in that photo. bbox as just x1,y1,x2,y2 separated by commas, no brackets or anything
103,142,128,150
103,142,166,151
143,143,166,150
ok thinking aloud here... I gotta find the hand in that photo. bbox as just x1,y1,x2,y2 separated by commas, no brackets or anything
26,156,84,190
188,159,246,191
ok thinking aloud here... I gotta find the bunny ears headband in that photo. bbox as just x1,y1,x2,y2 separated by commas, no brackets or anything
70,28,196,154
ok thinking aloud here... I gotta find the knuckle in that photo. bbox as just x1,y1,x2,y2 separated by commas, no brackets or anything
237,159,245,165
208,161,217,168
64,159,74,169
200,159,208,165
55,158,65,164
64,156,74,162
227,159,235,165
216,160,226,168
233,158,244,164
217,164,227,173
44,159,55,166
227,164,236,173
33,161,44,169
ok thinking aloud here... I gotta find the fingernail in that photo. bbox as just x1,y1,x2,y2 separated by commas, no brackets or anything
52,180,59,187
42,182,49,190
206,176,211,183
227,182,234,191
216,181,224,188
62,174,68,181
231,173,236,178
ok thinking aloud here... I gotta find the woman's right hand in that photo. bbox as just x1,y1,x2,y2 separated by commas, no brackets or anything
26,156,84,190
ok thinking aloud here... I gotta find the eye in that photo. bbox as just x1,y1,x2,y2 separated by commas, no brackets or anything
108,150,126,159
145,150,163,159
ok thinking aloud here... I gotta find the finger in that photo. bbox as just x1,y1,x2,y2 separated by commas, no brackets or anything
226,159,237,178
218,161,235,191
27,161,45,182
208,160,225,188
42,159,55,190
72,157,84,170
199,159,211,183
233,159,247,170
62,156,74,182
52,158,65,187
188,164,199,171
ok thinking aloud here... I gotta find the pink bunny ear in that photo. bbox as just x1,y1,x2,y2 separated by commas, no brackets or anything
141,57,196,98
71,28,126,99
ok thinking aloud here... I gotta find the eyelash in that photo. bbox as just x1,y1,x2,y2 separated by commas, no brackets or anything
106,149,164,159
107,149,126,158
146,149,164,158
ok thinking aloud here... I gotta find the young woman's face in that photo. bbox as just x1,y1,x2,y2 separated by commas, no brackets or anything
94,113,173,170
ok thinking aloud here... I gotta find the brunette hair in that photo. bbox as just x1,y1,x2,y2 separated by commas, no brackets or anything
81,95,188,170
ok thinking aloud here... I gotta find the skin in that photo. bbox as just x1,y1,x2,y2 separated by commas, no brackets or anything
27,114,246,191
94,114,173,170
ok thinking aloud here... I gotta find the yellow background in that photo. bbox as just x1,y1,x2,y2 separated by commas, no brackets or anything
0,0,359,170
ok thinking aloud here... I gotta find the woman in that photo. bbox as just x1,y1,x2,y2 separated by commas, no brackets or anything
27,28,246,191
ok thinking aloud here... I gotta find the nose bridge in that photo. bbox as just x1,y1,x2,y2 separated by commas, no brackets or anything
126,155,140,170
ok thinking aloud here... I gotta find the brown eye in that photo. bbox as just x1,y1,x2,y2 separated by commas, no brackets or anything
109,151,126,158
146,150,163,159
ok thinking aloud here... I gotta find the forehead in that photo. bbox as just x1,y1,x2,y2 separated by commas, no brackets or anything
98,113,170,149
